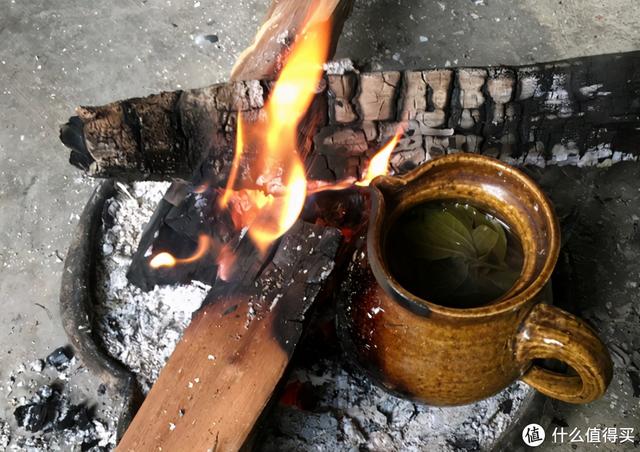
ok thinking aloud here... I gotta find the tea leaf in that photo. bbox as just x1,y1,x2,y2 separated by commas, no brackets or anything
390,201,522,308
489,221,507,262
445,204,475,230
402,209,475,260
472,225,499,257
472,213,507,262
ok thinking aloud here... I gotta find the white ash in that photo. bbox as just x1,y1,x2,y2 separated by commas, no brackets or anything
0,420,10,450
324,58,357,75
260,357,532,452
1,354,116,451
579,83,604,97
94,182,210,393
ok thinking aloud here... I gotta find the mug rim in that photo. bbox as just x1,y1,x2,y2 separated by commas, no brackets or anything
368,153,561,319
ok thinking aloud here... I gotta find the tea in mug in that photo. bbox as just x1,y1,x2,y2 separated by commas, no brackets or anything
386,201,524,308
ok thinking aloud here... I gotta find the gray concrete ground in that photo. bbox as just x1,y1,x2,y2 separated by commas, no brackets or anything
1,0,639,450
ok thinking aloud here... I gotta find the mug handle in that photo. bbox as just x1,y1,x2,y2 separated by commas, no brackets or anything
515,303,613,403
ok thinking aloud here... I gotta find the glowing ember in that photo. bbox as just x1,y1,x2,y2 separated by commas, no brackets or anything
216,244,237,282
149,234,212,269
149,252,176,269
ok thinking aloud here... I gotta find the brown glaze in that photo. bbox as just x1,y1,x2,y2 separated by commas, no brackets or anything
337,154,613,406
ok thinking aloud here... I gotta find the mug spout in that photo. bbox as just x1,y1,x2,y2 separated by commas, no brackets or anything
369,174,406,206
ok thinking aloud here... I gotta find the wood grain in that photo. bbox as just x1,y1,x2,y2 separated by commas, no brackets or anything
117,222,341,451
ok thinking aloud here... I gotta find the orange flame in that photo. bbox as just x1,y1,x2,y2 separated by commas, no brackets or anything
248,160,307,253
149,234,212,269
219,113,245,209
218,18,330,253
148,6,402,275
355,131,403,186
265,23,330,155
306,130,404,195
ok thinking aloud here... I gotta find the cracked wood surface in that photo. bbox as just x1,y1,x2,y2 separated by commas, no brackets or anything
61,51,640,182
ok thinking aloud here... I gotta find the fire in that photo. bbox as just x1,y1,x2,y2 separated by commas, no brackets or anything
149,252,176,269
219,17,330,253
356,131,403,187
148,6,403,273
248,159,307,253
306,130,403,195
265,22,330,155
149,234,212,269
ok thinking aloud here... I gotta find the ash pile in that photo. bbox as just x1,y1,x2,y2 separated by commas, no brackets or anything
1,346,116,451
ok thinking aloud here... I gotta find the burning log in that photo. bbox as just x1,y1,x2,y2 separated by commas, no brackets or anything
117,222,341,451
230,0,354,81
60,51,640,180
114,1,357,450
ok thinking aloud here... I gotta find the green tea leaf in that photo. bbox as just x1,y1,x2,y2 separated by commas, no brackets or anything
489,220,507,262
472,225,499,257
389,201,522,308
402,209,475,260
445,204,475,230
472,213,507,263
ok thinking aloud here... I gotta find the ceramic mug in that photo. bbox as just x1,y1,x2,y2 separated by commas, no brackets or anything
337,153,613,405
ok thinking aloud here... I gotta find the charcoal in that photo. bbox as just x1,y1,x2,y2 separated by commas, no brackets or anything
14,388,60,432
15,403,52,432
447,437,481,452
80,438,101,451
46,346,73,370
54,401,92,430
499,399,513,414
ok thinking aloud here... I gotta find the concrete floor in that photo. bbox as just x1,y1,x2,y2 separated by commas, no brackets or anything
1,0,639,449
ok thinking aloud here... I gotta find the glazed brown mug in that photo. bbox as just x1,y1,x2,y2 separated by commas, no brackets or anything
337,153,613,406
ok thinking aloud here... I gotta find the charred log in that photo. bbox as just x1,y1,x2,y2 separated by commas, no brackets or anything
61,51,640,180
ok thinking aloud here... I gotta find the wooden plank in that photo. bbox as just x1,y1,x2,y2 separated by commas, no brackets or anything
117,222,341,451
116,1,353,450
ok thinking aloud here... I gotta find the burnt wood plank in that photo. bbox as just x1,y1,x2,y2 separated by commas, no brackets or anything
117,222,341,451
